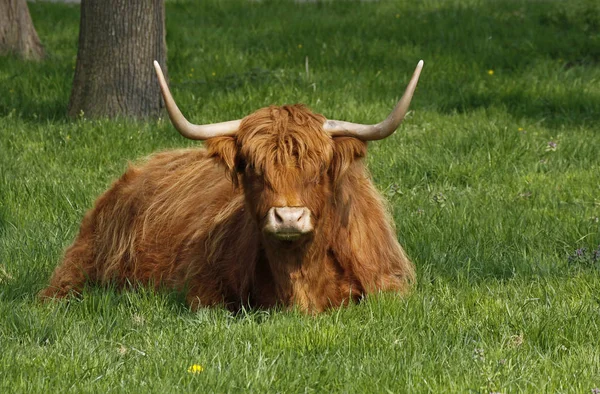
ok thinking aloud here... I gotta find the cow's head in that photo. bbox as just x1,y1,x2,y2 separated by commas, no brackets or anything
153,61,423,244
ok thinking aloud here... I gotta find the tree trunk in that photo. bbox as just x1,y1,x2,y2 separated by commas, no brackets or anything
0,0,45,61
68,0,167,119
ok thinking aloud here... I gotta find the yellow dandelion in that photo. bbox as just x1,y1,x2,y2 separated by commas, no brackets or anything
188,73,192,77
212,72,216,77
9,89,14,94
188,364,204,374
518,127,523,131
191,68,194,72
396,14,400,18
297,44,302,49
487,70,494,75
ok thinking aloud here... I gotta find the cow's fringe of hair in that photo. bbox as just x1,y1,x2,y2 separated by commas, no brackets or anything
237,105,333,188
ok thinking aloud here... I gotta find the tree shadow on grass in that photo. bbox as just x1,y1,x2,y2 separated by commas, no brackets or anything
442,88,600,130
5,0,599,126
173,0,600,129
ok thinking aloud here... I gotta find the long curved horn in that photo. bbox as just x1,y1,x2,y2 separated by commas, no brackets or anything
323,60,423,141
153,61,241,140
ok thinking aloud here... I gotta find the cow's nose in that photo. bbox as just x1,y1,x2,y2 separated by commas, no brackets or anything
264,207,313,240
273,207,306,224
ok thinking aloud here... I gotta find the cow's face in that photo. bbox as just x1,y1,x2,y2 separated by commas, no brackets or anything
238,105,333,243
241,162,328,243
207,105,364,244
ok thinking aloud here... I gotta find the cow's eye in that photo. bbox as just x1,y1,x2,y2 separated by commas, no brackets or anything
235,158,247,172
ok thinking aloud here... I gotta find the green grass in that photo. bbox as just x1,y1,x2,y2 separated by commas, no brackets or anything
1,0,599,392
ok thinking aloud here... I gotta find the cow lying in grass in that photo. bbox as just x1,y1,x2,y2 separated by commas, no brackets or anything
40,60,423,313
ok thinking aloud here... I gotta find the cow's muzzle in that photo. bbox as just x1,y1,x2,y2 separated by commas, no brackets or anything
263,207,313,241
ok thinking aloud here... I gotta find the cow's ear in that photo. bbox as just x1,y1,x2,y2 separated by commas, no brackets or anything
330,137,367,183
206,136,240,184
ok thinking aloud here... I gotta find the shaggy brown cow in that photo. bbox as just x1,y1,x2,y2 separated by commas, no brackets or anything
39,60,423,313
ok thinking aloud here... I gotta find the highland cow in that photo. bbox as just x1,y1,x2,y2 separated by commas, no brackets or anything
39,60,423,313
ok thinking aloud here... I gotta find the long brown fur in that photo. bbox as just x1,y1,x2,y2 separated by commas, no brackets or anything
40,105,415,313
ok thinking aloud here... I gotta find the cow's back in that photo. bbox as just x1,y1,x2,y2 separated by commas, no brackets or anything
42,148,253,302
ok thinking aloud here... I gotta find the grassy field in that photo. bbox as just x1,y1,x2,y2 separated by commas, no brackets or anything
1,0,600,392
